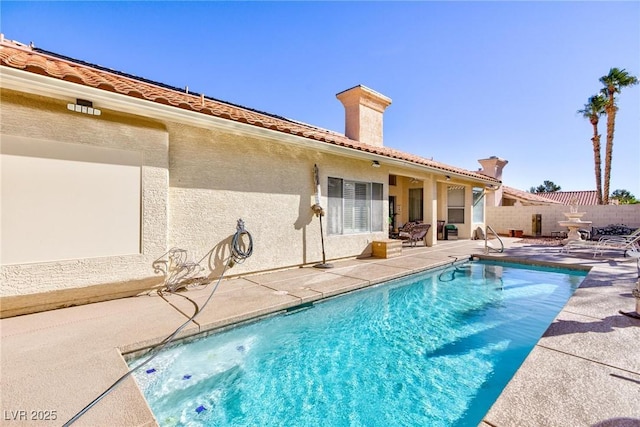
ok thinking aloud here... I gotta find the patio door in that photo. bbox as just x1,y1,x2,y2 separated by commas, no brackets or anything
409,188,423,222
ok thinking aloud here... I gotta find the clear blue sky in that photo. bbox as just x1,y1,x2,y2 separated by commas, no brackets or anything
3,1,639,196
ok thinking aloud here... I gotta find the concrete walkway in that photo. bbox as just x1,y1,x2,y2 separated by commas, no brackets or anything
1,238,638,426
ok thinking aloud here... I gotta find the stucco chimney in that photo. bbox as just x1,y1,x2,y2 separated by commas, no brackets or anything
478,156,508,207
478,156,508,180
336,85,392,147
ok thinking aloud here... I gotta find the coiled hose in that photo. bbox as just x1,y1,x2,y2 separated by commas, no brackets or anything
229,218,253,267
64,219,253,426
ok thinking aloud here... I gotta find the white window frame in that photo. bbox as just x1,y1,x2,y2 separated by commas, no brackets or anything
472,187,485,223
447,186,465,224
328,177,384,235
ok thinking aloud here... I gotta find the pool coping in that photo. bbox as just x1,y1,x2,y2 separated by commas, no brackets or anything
1,238,639,426
479,245,640,427
124,253,589,360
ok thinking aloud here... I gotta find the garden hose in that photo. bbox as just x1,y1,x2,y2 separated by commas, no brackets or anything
63,219,253,426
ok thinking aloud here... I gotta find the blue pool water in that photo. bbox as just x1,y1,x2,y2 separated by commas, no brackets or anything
130,261,586,427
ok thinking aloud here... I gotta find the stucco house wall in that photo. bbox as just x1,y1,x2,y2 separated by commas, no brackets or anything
0,39,499,317
0,90,400,315
0,92,390,306
1,90,169,307
166,122,391,276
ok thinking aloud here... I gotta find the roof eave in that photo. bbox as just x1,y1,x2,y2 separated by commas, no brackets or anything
0,65,498,185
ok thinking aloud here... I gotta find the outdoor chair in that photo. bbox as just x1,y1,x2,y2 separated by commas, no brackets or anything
398,222,432,247
597,227,640,244
561,231,640,258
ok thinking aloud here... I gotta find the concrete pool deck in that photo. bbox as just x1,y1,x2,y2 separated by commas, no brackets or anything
1,238,639,426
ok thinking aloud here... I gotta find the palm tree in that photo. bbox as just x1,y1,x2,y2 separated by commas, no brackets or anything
577,94,606,204
599,68,639,204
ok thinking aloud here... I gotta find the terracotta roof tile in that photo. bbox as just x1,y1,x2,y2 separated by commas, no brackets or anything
502,186,564,205
502,187,606,205
535,191,601,205
0,39,499,184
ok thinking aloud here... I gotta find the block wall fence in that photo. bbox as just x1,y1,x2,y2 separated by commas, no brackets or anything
486,204,640,237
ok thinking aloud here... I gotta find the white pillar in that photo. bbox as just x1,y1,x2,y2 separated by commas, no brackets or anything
423,178,438,246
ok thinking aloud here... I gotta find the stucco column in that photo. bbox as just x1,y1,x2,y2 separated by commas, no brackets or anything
463,184,473,239
423,179,438,246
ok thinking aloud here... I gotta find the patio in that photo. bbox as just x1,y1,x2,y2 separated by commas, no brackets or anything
1,238,638,426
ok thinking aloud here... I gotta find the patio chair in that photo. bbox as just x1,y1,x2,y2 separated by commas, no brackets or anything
597,227,640,245
594,231,640,256
561,231,640,258
398,222,432,247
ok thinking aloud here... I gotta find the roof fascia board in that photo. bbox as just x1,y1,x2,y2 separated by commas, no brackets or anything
387,166,496,187
0,66,294,137
1,67,496,185
0,67,356,153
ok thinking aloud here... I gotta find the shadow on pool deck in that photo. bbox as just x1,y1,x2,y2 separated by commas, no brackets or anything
1,238,639,426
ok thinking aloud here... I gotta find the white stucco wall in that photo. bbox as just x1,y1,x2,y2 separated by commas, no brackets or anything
486,204,640,236
0,86,491,315
0,89,406,304
0,90,169,297
166,123,390,276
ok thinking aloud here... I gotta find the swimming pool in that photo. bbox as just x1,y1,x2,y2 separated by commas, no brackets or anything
130,260,586,426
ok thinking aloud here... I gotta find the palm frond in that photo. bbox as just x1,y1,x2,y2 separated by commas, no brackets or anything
600,67,639,92
578,94,606,118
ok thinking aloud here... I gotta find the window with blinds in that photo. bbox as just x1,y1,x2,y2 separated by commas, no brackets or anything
447,186,465,224
328,177,383,235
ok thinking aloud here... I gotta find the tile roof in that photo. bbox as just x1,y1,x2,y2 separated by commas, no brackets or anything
0,37,498,184
502,187,606,206
502,186,564,205
534,191,601,206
